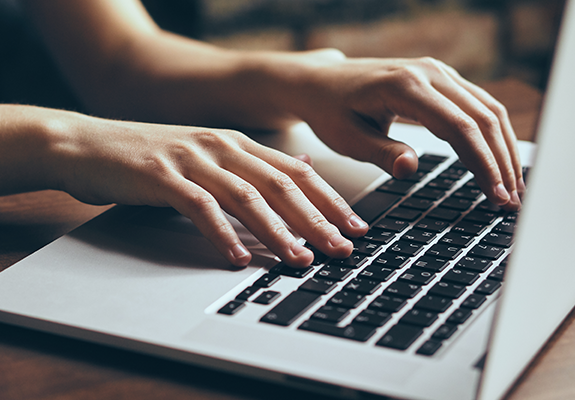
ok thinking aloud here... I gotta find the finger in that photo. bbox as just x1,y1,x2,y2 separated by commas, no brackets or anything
217,151,355,258
164,174,252,267
429,70,521,209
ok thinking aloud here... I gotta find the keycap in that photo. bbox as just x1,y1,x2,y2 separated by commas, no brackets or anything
329,253,368,269
447,308,473,325
427,177,456,190
358,264,396,281
299,277,338,294
452,187,482,200
218,300,246,315
481,232,514,248
328,291,366,308
461,293,487,309
493,221,516,234
464,210,498,224
414,218,449,232
416,295,453,313
253,273,281,288
401,229,436,244
475,280,501,295
344,278,381,294
439,197,473,211
299,320,376,342
369,294,407,313
400,309,438,327
432,324,458,340
417,161,439,173
426,244,463,260
414,187,446,201
351,239,381,255
417,340,443,356
362,229,396,244
315,265,353,281
429,281,466,298
427,208,461,222
384,281,422,298
305,244,328,266
413,256,450,272
403,171,428,183
377,324,424,350
387,240,424,257
352,191,401,223
419,154,448,164
354,309,391,326
236,286,259,301
401,197,434,210
311,305,349,323
374,217,410,233
399,268,435,285
476,200,503,213
442,269,479,285
456,256,492,272
269,263,314,278
253,291,281,305
373,253,410,269
377,179,416,195
469,244,505,260
260,291,321,326
388,207,422,221
451,221,487,236
488,266,506,281
440,232,475,247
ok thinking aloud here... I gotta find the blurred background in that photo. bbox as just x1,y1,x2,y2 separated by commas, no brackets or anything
0,0,566,113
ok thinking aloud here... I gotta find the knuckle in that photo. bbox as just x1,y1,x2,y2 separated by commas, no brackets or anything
267,171,298,195
289,160,316,182
490,100,509,120
230,182,261,206
188,191,217,213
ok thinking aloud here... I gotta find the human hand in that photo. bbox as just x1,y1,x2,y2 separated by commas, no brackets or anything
288,51,524,210
50,112,368,267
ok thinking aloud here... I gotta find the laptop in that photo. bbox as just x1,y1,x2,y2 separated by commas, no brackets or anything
0,2,574,399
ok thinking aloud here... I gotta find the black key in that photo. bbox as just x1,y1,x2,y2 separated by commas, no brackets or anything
329,253,368,269
414,187,445,201
218,300,246,315
429,281,466,299
377,179,416,195
440,232,475,247
270,263,314,278
417,161,439,173
476,200,503,213
442,269,479,285
305,244,328,266
236,286,259,301
481,232,514,248
488,265,506,281
452,187,482,200
451,221,487,236
475,279,501,295
260,291,321,326
401,197,434,210
254,273,281,288
461,293,487,309
328,291,366,308
351,238,381,255
399,268,435,285
315,265,353,281
450,160,467,170
417,340,443,356
439,197,473,211
345,278,381,294
387,240,424,257
359,264,396,282
373,253,410,269
384,281,422,298
419,154,448,164
427,177,456,190
401,309,438,327
352,191,401,223
464,210,498,224
414,218,449,232
377,324,424,350
311,305,349,323
299,277,338,294
402,229,436,244
362,229,396,244
493,221,516,234
426,244,463,260
299,320,376,342
354,309,391,327
403,171,428,183
388,207,422,221
456,256,492,272
369,294,407,312
413,256,450,272
432,324,458,340
253,291,281,305
469,244,505,260
447,308,473,325
374,217,410,233
504,212,519,222
427,208,461,222
416,295,453,313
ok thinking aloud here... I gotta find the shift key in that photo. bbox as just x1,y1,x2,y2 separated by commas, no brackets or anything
260,290,321,326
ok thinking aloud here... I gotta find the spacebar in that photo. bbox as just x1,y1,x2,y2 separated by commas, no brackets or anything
352,191,401,223
260,290,321,326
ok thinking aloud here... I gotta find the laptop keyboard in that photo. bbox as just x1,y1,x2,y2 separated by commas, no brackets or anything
216,154,526,357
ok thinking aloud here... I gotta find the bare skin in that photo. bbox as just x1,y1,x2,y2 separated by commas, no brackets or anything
0,1,524,267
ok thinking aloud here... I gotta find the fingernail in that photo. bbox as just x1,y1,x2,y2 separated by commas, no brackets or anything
510,190,521,208
231,243,250,263
493,183,510,205
291,243,310,257
517,177,526,195
349,215,368,230
329,234,351,249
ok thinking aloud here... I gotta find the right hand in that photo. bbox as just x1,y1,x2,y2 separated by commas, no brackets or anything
50,112,369,267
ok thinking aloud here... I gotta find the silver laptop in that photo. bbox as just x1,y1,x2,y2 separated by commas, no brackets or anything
1,2,574,399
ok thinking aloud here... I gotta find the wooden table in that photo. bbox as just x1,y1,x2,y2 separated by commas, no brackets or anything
1,79,572,400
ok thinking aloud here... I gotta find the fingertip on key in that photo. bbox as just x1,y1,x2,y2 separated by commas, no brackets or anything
392,152,418,180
